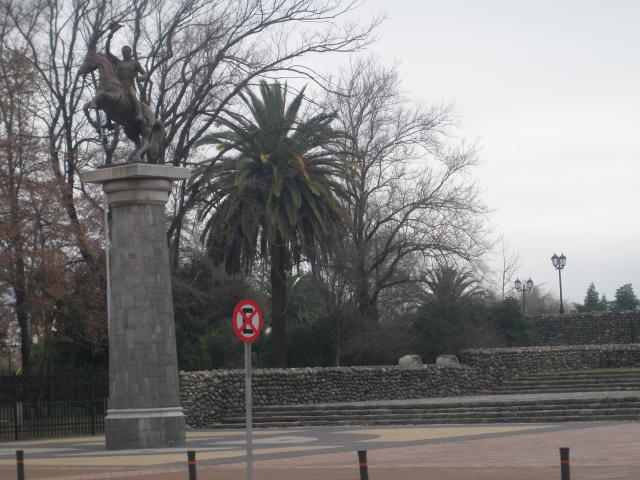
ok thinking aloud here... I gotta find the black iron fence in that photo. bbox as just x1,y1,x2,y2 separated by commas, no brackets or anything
0,373,108,441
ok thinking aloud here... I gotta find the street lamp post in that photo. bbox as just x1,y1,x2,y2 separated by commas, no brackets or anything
551,253,567,314
515,277,533,315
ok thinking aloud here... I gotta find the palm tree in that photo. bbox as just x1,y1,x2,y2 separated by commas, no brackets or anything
414,266,481,361
193,81,351,367
423,266,478,305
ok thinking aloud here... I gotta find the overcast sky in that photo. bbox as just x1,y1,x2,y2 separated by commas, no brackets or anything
346,0,640,304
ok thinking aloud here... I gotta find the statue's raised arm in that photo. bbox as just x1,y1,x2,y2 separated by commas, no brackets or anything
104,22,121,65
79,22,165,164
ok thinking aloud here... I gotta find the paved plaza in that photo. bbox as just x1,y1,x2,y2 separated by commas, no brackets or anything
1,421,639,479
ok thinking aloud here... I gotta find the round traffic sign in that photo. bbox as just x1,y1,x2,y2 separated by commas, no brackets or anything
232,299,263,343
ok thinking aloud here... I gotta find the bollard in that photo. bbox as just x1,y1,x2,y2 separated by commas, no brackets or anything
357,450,369,480
16,450,25,480
560,447,570,480
187,450,197,480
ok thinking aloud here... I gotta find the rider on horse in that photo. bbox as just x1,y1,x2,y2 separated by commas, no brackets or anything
80,23,166,164
105,23,146,125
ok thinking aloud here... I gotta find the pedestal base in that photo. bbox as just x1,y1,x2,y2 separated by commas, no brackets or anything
105,407,186,450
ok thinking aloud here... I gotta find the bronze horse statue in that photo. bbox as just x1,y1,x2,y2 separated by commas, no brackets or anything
79,51,165,163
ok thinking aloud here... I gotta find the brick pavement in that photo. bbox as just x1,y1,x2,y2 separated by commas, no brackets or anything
1,422,639,480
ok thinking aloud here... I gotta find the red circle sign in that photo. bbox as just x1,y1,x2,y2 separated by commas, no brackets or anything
232,299,263,343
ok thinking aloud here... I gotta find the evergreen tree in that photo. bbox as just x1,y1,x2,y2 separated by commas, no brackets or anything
598,294,610,312
578,282,600,312
614,284,640,311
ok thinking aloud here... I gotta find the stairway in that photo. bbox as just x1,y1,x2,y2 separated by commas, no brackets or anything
212,369,640,427
490,370,640,394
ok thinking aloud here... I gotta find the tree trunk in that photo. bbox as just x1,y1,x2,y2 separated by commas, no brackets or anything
15,259,30,375
355,265,379,322
353,215,379,322
269,234,288,368
334,311,341,367
170,218,182,270
50,145,94,267
169,180,186,270
7,153,31,375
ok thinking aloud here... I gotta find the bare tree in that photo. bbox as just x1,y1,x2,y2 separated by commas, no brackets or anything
0,46,105,373
498,237,520,301
2,0,133,269
326,58,490,321
0,47,40,373
129,0,380,264
2,0,379,266
520,285,560,315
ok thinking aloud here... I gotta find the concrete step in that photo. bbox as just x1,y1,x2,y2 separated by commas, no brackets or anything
494,386,640,393
493,387,640,394
216,395,640,427
256,396,640,413
487,370,640,395
501,379,640,386
218,413,639,428
249,402,640,417
224,407,640,423
515,375,640,383
212,369,640,428
518,370,640,379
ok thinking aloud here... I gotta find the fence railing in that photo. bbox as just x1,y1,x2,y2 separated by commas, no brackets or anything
0,373,108,441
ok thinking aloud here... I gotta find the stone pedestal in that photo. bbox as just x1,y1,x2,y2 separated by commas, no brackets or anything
81,163,190,450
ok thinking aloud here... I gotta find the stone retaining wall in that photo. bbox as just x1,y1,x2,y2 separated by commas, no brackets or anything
180,365,495,428
458,344,640,379
526,311,640,346
180,344,640,428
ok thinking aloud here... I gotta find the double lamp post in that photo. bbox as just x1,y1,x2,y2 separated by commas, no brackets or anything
551,253,566,314
514,277,533,315
515,253,566,316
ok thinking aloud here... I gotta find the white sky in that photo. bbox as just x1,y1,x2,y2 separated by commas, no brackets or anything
343,0,640,304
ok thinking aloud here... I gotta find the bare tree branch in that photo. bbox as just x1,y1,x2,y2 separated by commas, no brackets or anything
324,57,490,321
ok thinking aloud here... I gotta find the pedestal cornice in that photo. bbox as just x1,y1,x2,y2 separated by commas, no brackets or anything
80,163,191,184
80,163,192,207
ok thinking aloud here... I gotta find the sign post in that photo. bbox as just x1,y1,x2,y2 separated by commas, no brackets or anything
244,342,252,480
232,299,263,480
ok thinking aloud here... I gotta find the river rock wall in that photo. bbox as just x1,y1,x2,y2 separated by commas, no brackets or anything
180,365,495,428
180,312,640,428
458,344,640,379
526,311,640,346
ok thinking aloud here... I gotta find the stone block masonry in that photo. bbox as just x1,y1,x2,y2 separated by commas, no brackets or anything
82,164,190,449
109,203,180,411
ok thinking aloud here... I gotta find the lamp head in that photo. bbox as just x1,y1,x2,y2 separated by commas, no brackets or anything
515,278,522,291
526,278,534,290
551,253,559,267
559,253,566,268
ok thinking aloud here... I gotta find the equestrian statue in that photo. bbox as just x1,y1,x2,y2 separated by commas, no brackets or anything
79,23,165,163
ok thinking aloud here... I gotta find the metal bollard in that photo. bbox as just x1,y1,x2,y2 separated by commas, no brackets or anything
560,447,570,480
187,450,197,480
16,450,25,480
357,450,369,480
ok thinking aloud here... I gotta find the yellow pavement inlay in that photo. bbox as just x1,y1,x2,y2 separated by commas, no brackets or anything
199,445,327,461
1,429,304,447
342,425,551,443
187,429,303,438
0,446,329,467
1,436,103,446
